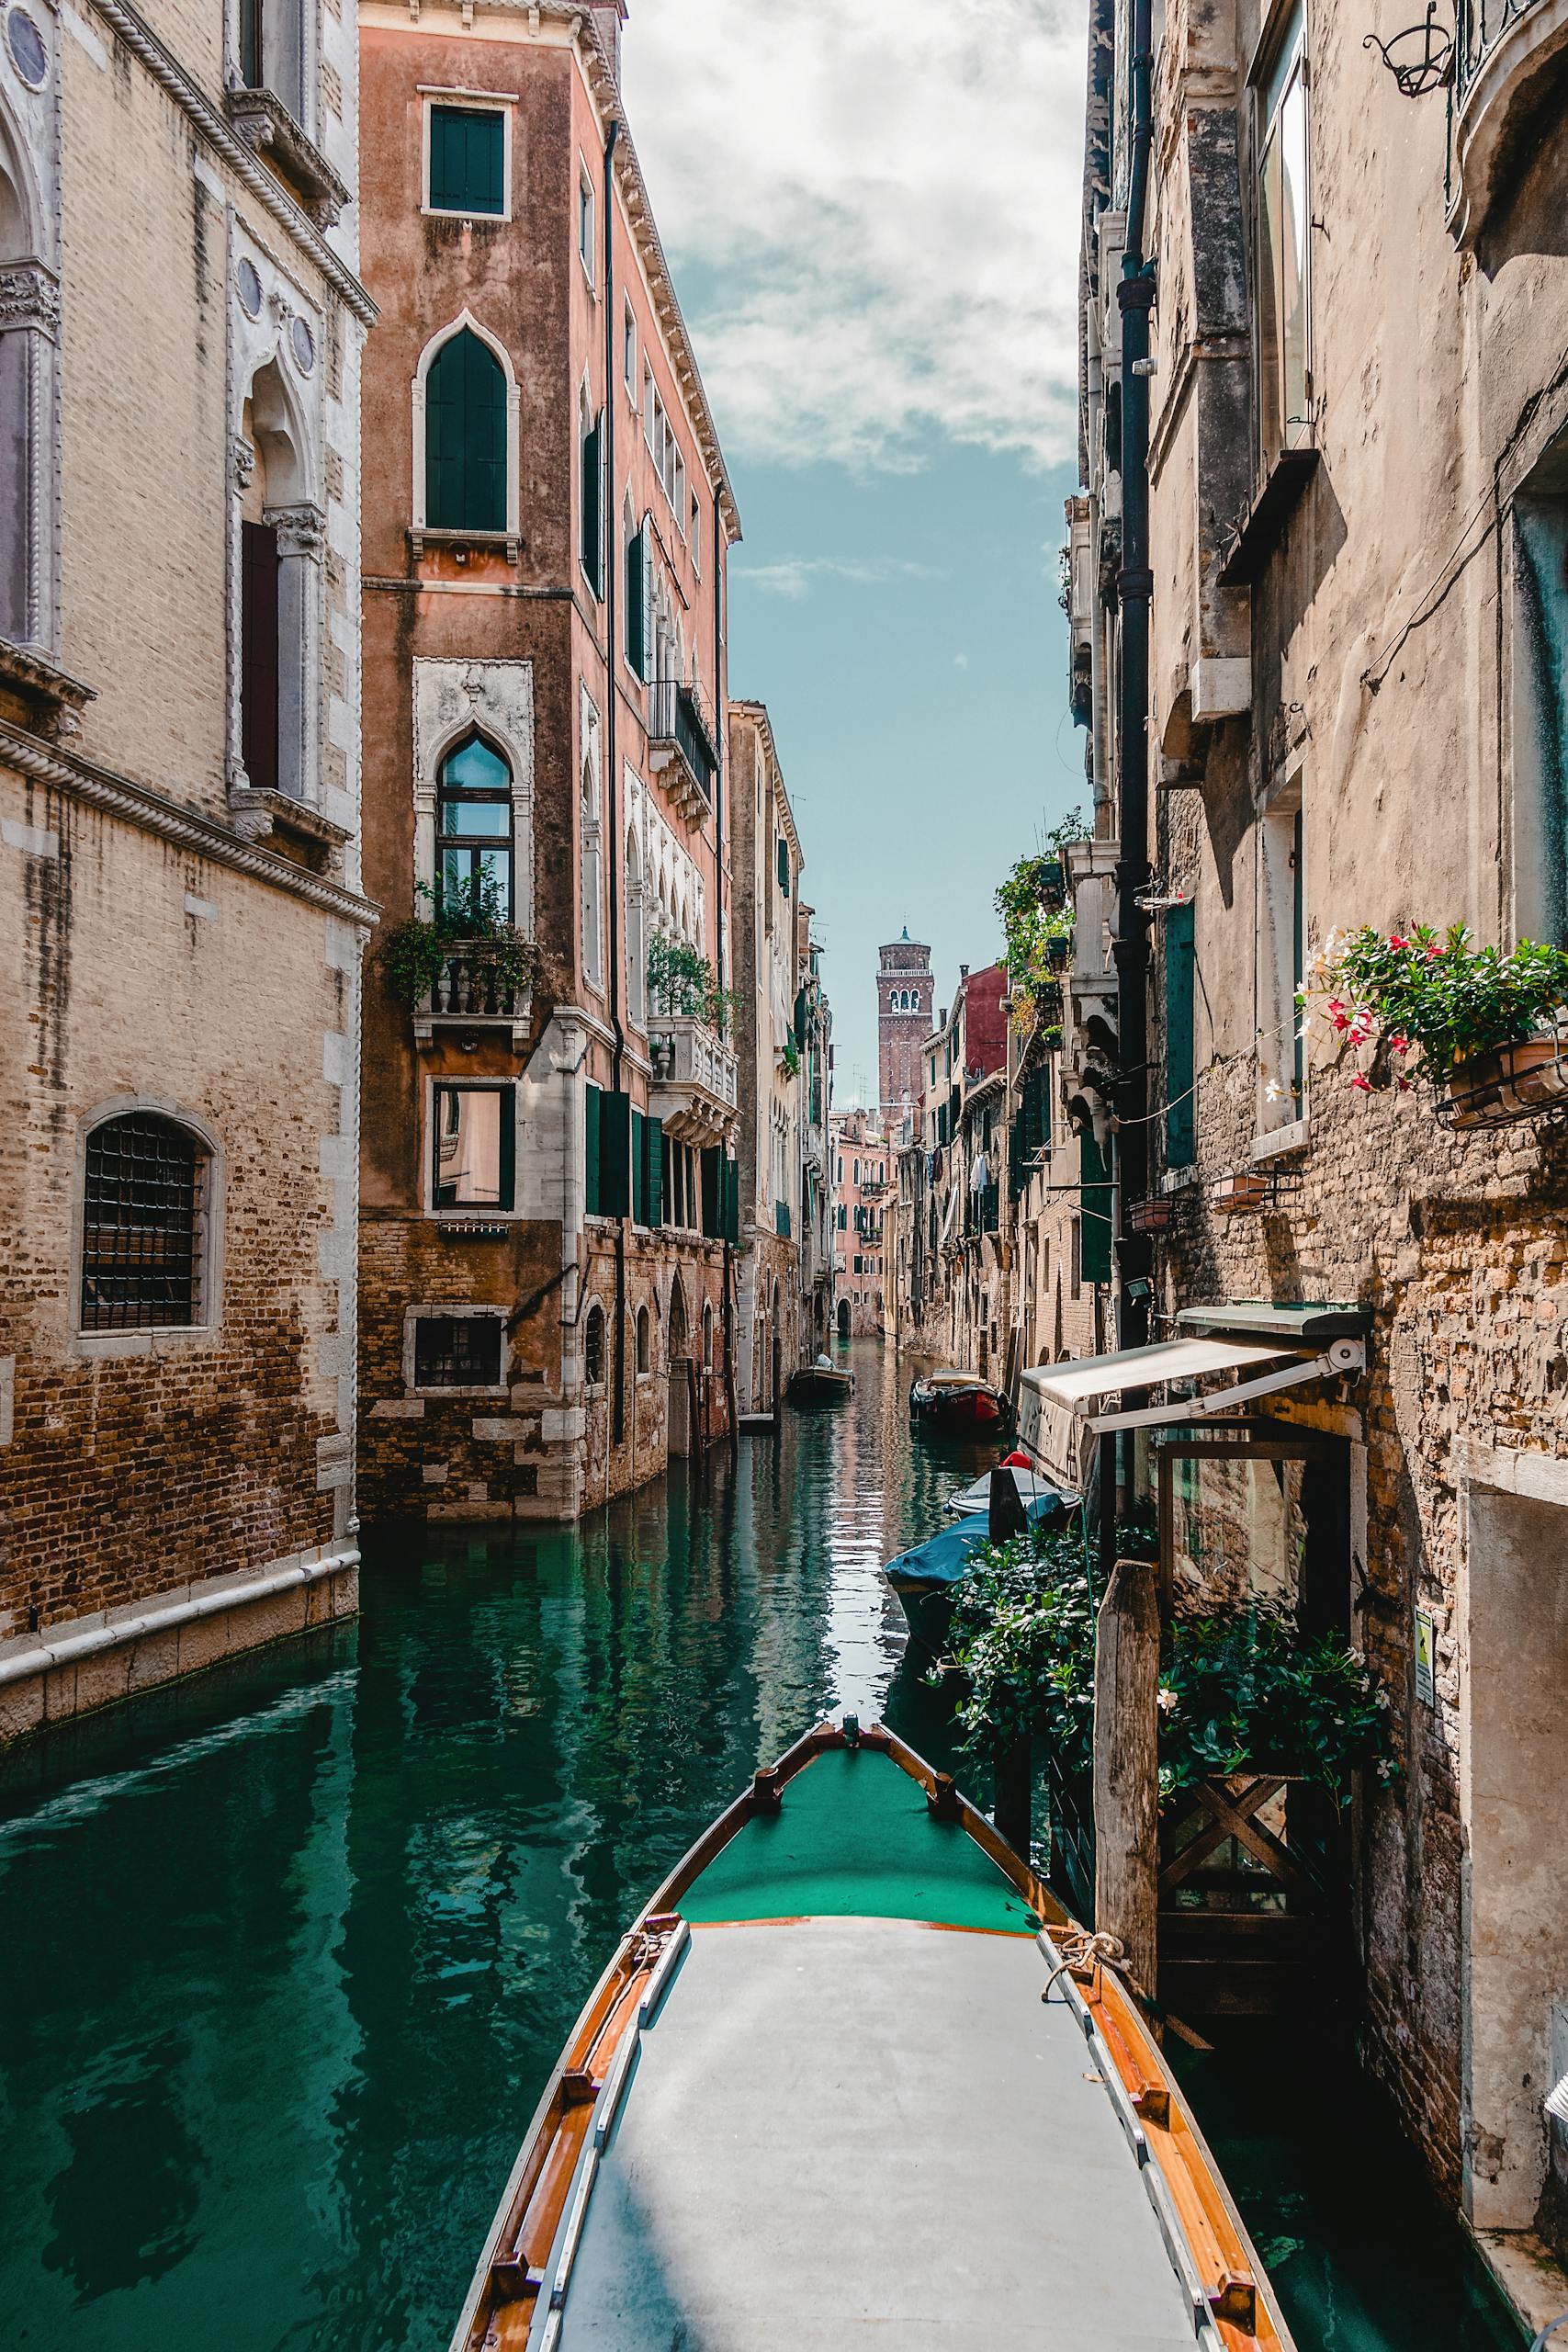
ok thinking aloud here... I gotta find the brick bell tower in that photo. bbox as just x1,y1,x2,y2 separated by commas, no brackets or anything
877,930,934,1114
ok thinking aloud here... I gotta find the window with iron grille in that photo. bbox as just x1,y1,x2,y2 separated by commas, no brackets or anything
413,1315,503,1388
80,1114,205,1331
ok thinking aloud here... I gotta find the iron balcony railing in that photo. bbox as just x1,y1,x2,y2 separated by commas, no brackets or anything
1453,0,1540,99
648,675,718,807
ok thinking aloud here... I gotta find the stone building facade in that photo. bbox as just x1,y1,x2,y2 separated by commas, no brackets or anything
0,0,374,1741
829,1109,888,1338
729,700,807,1414
876,929,932,1115
1069,0,1568,2311
355,0,744,1521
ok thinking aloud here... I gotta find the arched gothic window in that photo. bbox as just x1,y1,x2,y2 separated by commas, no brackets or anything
636,1303,651,1375
425,328,507,532
238,356,317,803
437,734,513,921
626,828,647,1029
0,99,57,654
80,1113,211,1332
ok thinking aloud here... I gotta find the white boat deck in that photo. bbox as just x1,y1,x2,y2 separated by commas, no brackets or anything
531,1913,1216,2349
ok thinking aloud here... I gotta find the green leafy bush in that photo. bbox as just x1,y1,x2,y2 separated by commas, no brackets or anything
934,1521,1395,1806
996,811,1085,1028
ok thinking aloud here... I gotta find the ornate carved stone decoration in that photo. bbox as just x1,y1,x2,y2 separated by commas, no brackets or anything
265,500,326,559
0,260,62,341
223,87,350,229
232,434,256,491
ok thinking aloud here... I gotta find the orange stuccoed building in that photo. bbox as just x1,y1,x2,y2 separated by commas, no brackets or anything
355,0,744,1521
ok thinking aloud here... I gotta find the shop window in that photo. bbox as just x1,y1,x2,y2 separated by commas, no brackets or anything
80,1113,209,1332
1255,5,1312,459
425,328,507,532
437,733,513,921
434,1084,514,1210
427,104,505,218
413,1314,503,1388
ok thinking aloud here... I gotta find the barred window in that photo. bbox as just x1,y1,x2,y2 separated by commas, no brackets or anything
80,1114,206,1331
583,1302,605,1387
413,1315,502,1388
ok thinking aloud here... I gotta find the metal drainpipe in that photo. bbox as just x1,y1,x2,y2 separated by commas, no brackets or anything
603,115,628,1451
1112,0,1156,1460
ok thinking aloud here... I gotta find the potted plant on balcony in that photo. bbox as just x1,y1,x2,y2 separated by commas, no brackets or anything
1303,922,1568,1129
647,933,739,1038
378,876,538,1013
996,820,1083,1032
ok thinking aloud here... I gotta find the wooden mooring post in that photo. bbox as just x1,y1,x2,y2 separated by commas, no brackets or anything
1092,1553,1161,2001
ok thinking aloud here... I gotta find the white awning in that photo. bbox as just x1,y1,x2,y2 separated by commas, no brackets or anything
1017,1333,1365,1471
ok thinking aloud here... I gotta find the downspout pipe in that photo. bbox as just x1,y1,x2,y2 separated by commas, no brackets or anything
603,114,628,1450
1111,0,1156,1499
714,485,739,1448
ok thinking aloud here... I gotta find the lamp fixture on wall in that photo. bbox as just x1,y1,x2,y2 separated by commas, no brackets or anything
1363,1,1452,93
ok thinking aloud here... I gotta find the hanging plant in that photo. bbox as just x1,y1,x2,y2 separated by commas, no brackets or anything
378,878,539,1012
1301,923,1568,1106
996,811,1084,1030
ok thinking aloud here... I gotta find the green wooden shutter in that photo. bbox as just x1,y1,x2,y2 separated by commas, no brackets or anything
631,1108,647,1225
429,106,504,215
425,329,507,533
724,1157,740,1242
1165,900,1197,1168
1080,1129,1113,1285
584,1081,602,1216
581,412,603,594
626,523,647,675
644,1114,664,1228
700,1146,721,1239
598,1089,632,1217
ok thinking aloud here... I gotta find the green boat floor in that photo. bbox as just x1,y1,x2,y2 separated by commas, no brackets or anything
679,1746,1039,1934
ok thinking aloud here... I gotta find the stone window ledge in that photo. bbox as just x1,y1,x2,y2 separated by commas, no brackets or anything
1250,1115,1311,1162
73,1323,221,1360
1218,449,1320,587
228,785,350,862
409,526,523,564
224,86,348,227
0,635,96,740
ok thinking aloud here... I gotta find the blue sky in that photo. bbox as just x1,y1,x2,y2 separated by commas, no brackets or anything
622,0,1088,1101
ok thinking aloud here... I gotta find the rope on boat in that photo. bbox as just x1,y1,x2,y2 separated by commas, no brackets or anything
1042,1927,1213,2052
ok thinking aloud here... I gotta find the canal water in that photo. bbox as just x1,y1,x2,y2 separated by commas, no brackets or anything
0,1340,1522,2352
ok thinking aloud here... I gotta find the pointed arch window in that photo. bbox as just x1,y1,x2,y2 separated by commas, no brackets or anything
425,328,507,532
437,733,513,921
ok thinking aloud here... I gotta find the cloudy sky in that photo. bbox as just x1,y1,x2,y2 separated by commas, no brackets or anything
623,0,1089,1102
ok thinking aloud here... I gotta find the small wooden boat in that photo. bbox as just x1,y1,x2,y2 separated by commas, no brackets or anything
449,1716,1292,2352
908,1366,1014,1437
786,1357,855,1404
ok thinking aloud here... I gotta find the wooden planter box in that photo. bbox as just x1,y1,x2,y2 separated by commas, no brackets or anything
1130,1196,1171,1233
1213,1169,1271,1216
1439,1031,1568,1130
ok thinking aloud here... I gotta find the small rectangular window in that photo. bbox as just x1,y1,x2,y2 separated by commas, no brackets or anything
579,172,595,278
428,106,504,217
1255,7,1311,458
414,1315,503,1388
1258,776,1305,1131
692,493,702,573
623,300,637,392
433,1084,515,1209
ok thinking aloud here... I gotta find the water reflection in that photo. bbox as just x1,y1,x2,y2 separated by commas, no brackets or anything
0,1340,992,2352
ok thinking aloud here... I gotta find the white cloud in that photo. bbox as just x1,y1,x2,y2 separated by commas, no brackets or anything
739,553,944,600
621,0,1086,475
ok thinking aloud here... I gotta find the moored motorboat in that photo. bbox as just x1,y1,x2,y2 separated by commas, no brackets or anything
786,1355,855,1404
908,1365,1014,1437
885,1485,1074,1657
449,1716,1292,2352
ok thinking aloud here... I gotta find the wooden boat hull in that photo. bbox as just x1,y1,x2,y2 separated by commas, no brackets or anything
785,1366,854,1404
449,1720,1295,2352
908,1377,1013,1437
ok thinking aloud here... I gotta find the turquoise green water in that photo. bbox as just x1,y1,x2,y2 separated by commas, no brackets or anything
0,1340,1523,2350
